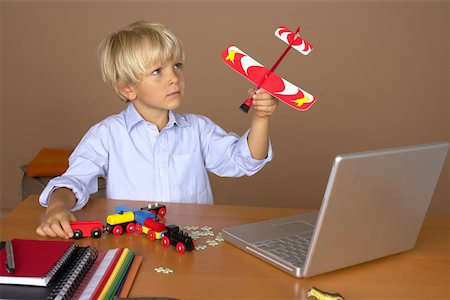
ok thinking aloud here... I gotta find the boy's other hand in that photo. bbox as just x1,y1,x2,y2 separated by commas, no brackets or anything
250,89,278,118
36,207,77,239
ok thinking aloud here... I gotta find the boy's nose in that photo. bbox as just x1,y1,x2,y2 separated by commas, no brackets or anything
168,71,178,85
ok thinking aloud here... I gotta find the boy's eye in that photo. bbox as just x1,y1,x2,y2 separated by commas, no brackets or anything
151,68,161,75
174,63,183,69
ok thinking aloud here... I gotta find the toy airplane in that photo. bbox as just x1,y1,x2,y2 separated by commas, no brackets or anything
222,25,316,112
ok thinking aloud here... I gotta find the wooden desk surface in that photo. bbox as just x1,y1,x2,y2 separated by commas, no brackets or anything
0,196,449,300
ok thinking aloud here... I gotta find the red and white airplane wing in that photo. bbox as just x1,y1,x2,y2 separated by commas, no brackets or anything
222,45,316,111
275,26,313,55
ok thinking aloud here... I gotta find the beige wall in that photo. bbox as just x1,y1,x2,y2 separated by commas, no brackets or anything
1,1,449,214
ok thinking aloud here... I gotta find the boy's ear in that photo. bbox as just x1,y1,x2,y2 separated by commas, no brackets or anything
116,82,137,101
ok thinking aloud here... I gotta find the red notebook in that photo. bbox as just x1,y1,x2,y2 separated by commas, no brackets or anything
0,239,76,286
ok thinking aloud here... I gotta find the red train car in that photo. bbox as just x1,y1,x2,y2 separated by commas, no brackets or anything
70,221,103,239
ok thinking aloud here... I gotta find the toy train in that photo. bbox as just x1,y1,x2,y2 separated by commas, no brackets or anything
70,203,195,254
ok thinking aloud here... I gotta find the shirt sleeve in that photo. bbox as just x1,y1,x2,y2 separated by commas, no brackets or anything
39,123,109,211
234,129,274,174
199,116,273,177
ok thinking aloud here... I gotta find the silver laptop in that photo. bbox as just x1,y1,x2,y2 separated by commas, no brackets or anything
222,142,449,278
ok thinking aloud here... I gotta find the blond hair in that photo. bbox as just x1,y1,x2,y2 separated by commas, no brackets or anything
98,21,185,100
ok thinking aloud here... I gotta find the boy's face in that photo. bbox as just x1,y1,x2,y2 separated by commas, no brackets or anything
125,60,185,117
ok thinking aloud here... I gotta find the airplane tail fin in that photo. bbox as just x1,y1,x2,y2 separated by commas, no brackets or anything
275,25,313,55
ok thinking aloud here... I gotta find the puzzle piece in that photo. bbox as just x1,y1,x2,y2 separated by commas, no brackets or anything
215,232,224,242
199,231,214,237
206,240,219,246
195,245,207,251
307,287,345,300
182,225,199,231
201,226,213,232
154,266,174,274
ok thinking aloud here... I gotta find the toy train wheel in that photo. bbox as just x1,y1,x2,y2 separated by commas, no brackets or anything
158,207,167,217
147,231,156,241
126,222,136,233
135,224,143,234
105,224,113,232
176,242,186,254
113,225,123,236
73,230,83,240
161,236,170,248
91,228,102,238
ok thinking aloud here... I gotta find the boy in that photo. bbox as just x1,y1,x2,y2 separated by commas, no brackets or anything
36,21,278,239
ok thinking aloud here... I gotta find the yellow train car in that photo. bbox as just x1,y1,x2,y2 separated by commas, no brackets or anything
106,211,136,236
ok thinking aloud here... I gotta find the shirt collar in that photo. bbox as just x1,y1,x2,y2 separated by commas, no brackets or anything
125,103,143,132
169,111,190,128
125,103,190,132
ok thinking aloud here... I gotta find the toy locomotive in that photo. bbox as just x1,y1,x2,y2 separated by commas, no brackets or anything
161,225,195,254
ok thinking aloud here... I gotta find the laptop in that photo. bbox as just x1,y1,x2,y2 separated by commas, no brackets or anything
222,142,449,278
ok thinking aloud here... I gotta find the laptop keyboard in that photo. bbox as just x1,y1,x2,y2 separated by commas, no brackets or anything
251,234,311,267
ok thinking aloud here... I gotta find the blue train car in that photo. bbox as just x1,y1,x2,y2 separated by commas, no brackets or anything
134,210,156,225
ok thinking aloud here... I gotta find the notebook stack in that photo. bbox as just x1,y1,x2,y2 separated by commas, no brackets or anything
0,239,97,299
0,239,141,300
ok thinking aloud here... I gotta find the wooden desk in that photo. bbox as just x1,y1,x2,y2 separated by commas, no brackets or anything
1,196,449,300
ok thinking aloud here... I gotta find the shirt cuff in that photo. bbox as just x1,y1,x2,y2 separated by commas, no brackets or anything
236,129,274,175
39,176,90,211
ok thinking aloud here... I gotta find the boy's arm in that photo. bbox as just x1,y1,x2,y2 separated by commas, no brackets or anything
247,89,278,160
36,188,77,239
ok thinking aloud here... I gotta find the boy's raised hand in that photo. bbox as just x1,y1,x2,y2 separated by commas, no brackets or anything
249,89,278,118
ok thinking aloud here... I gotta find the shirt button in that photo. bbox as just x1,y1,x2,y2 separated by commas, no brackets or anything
160,168,165,176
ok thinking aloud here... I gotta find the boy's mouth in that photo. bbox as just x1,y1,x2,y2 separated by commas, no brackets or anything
167,90,180,97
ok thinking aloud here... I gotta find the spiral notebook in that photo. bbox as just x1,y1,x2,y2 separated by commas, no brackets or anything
0,239,77,286
0,239,98,300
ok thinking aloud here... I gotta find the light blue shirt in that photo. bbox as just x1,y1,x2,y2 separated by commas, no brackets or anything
39,103,273,210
